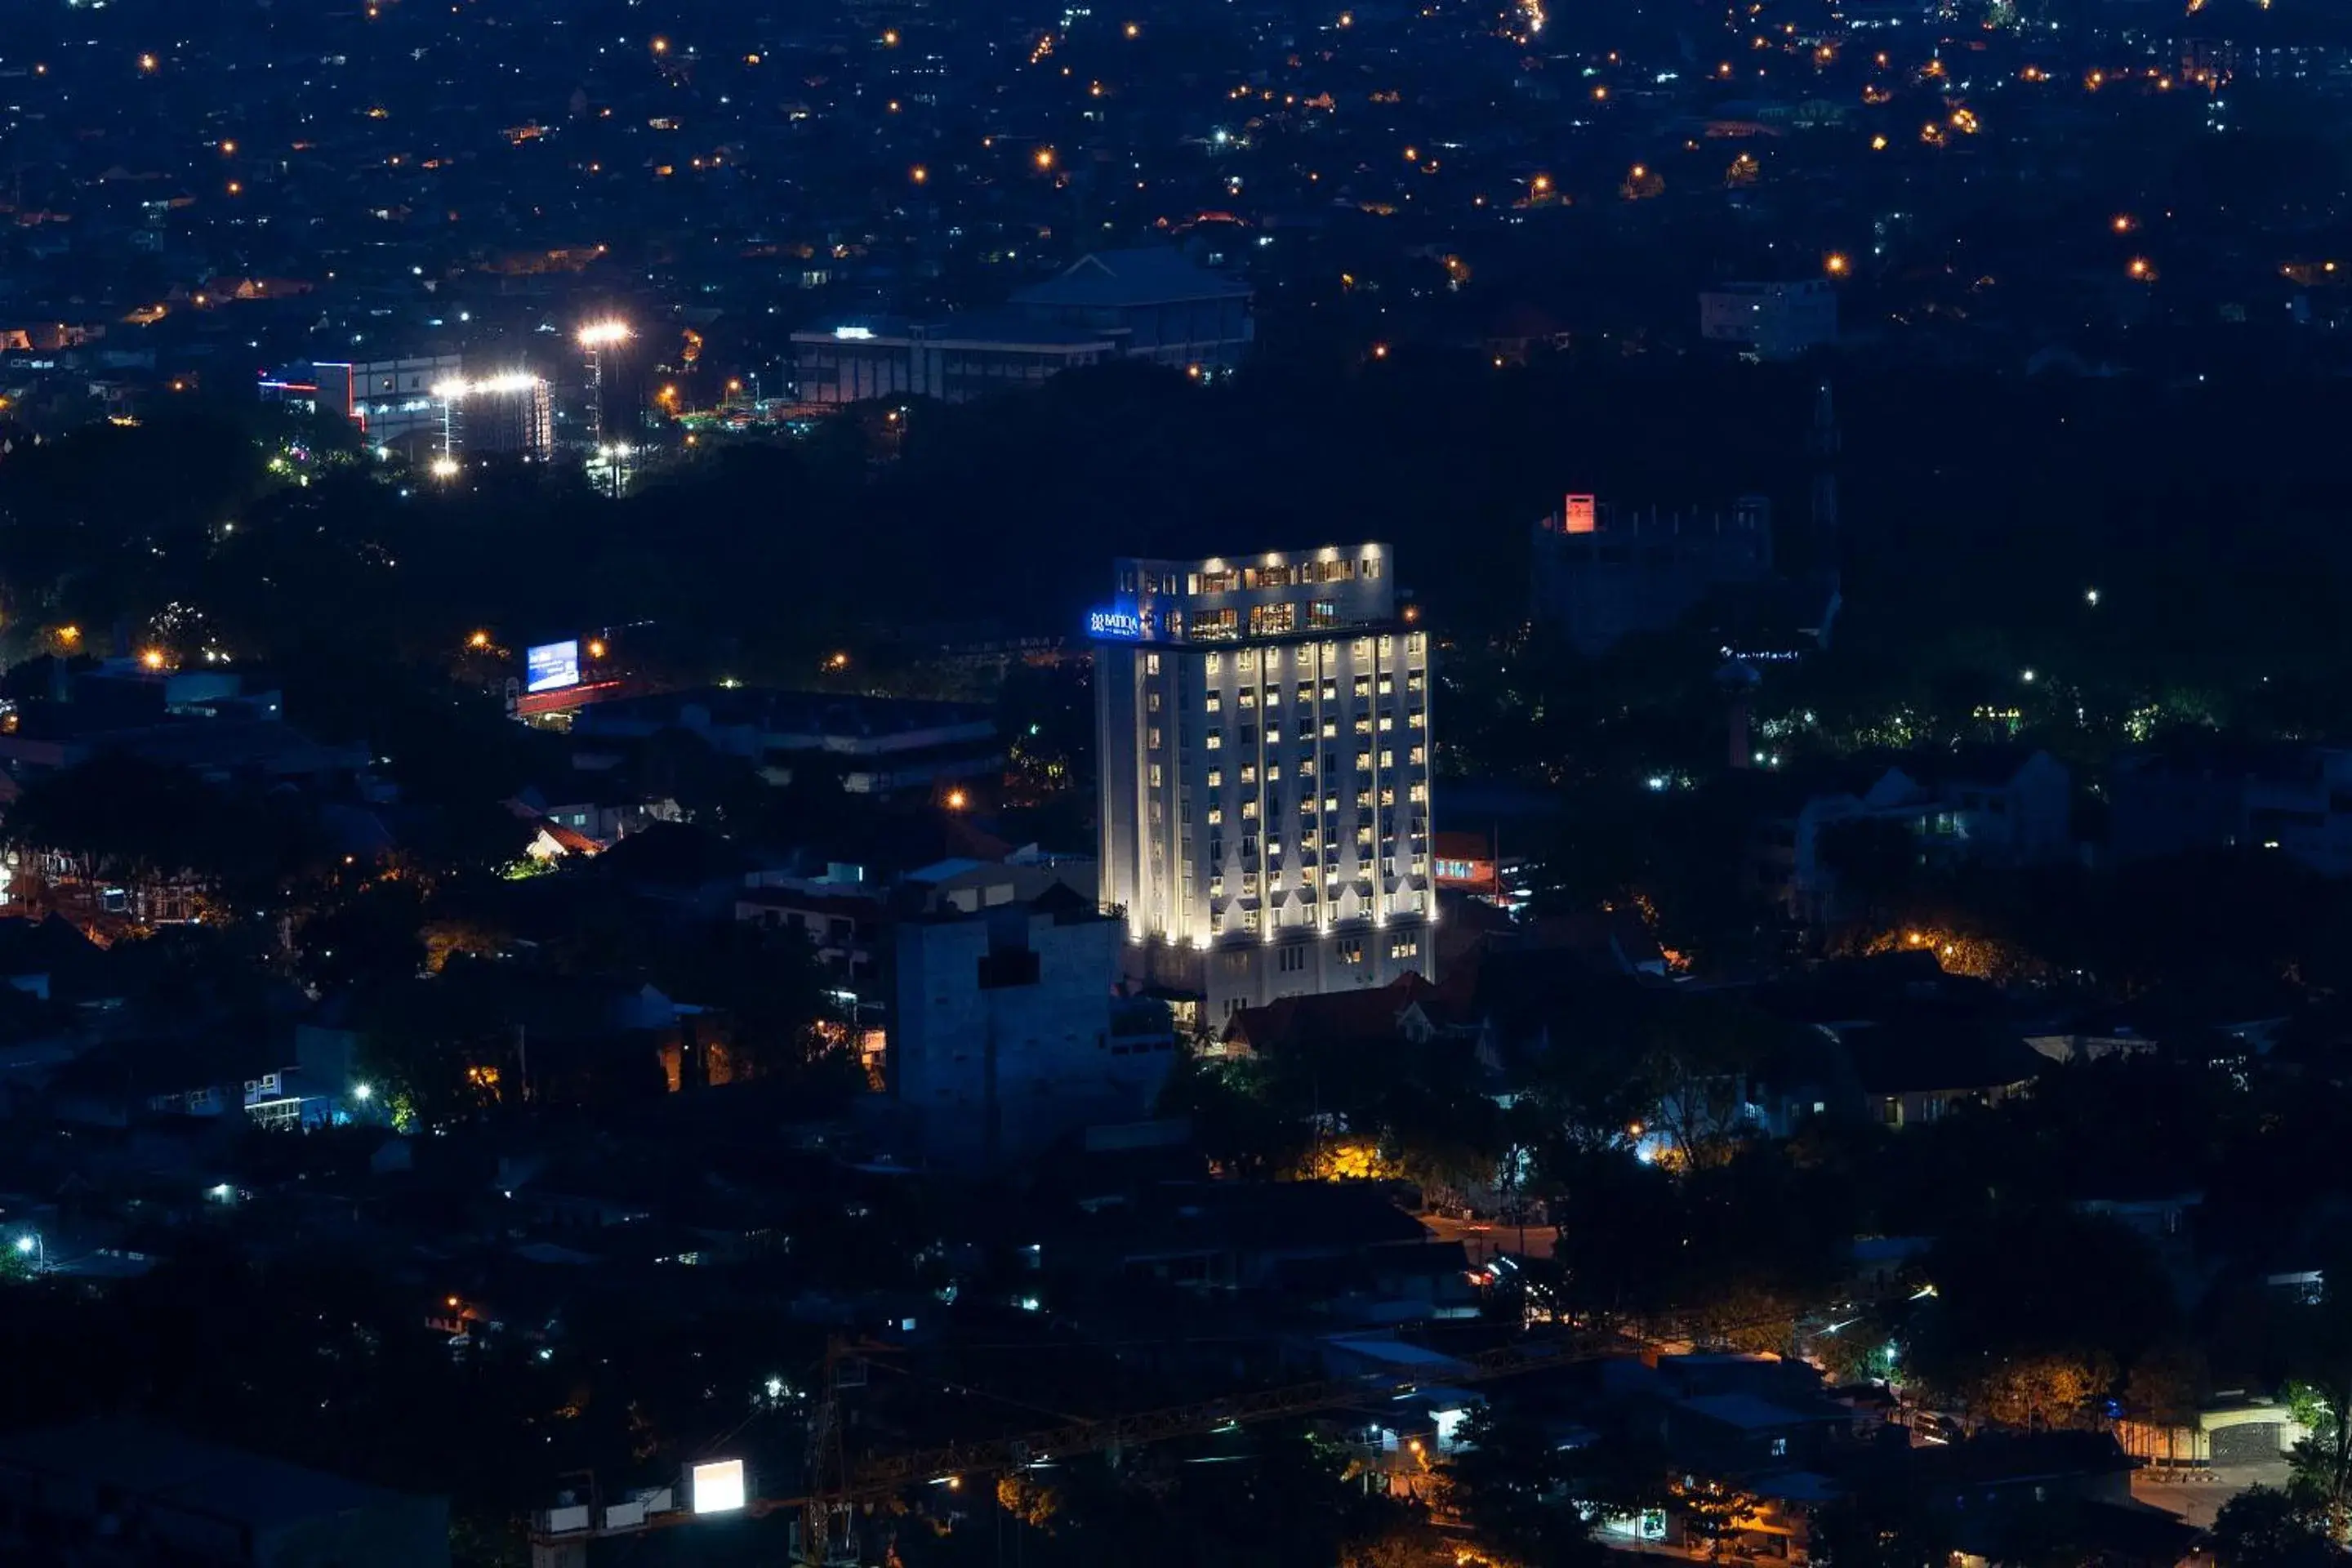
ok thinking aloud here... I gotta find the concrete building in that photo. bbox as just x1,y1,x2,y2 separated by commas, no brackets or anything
1699,280,1838,360
1530,494,1777,656
1750,750,2074,924
442,372,554,458
259,354,463,456
790,318,1116,406
570,688,1001,796
1009,246,1255,372
891,885,1173,1168
2110,743,2352,877
1094,544,1436,1026
791,247,1254,405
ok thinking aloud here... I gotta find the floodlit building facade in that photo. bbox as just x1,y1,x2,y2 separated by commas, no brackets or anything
1094,545,1435,1026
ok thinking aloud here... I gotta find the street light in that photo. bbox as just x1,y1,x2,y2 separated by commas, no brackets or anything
15,1233,42,1273
353,1082,374,1102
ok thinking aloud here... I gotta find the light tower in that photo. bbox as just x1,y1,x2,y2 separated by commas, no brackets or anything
577,319,632,496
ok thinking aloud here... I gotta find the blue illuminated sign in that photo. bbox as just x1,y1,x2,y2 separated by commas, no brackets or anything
1089,607,1145,639
526,639,581,693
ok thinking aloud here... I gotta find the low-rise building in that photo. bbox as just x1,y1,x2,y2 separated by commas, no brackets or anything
891,883,1173,1169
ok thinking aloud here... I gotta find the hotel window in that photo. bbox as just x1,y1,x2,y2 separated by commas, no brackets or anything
1210,874,1225,897
1408,710,1426,728
1193,568,1237,595
1149,800,1164,823
1211,910,1226,934
1148,727,1163,751
1355,716,1373,736
1236,650,1257,673
1209,837,1225,862
1148,764,1163,788
1309,601,1339,629
1196,607,1237,636
1322,559,1356,582
1356,752,1372,773
1410,746,1426,766
1240,763,1258,784
1242,872,1259,895
1241,800,1259,821
1390,936,1419,960
1412,854,1428,875
1207,808,1223,826
1339,937,1366,964
1205,729,1223,751
1380,786,1396,808
1321,680,1338,701
1353,638,1372,659
1298,758,1316,778
1357,825,1374,845
1405,631,1423,654
1379,715,1394,733
1243,906,1262,932
1407,671,1424,693
1204,692,1222,714
1354,675,1372,698
1278,944,1307,973
1378,676,1394,696
1409,782,1428,804
1237,688,1256,710
1250,602,1297,636
1148,691,1162,713
1240,724,1258,746
1267,763,1283,780
1147,653,1161,676
1380,750,1394,768
1265,727,1283,746
1205,653,1222,675
1207,768,1222,789
1323,795,1339,813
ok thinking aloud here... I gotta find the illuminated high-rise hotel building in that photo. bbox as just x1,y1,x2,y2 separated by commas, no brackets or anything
1094,545,1436,1025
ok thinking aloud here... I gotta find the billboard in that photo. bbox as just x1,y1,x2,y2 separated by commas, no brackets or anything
525,639,581,693
1563,494,1597,534
689,1459,747,1515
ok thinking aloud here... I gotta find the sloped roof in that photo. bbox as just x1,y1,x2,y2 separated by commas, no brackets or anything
1010,247,1250,309
1223,972,1454,1051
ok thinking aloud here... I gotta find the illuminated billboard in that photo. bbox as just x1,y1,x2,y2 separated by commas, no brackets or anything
525,639,581,693
690,1459,747,1514
1563,494,1597,534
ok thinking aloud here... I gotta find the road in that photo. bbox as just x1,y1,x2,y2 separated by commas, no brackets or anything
1421,1214,1557,1265
2130,1460,2290,1530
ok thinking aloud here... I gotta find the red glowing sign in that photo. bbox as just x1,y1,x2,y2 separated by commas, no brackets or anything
1563,494,1597,533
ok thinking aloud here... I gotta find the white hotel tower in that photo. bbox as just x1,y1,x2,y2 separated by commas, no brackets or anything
1094,543,1435,1026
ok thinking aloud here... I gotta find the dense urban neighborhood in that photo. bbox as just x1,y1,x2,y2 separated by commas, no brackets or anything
8,0,2352,1566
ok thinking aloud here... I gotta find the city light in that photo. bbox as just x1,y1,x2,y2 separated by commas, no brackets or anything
587,639,608,659
2112,214,2138,235
433,372,541,399
577,319,630,349
2127,257,2156,282
431,456,462,480
139,648,167,671
1034,146,1057,171
911,164,929,184
468,629,492,648
1824,252,1851,277
945,788,969,811
353,1083,373,1102
2085,588,2100,607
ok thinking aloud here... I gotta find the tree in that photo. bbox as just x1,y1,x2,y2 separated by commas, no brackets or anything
1441,1405,1606,1568
2209,1487,2347,1568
